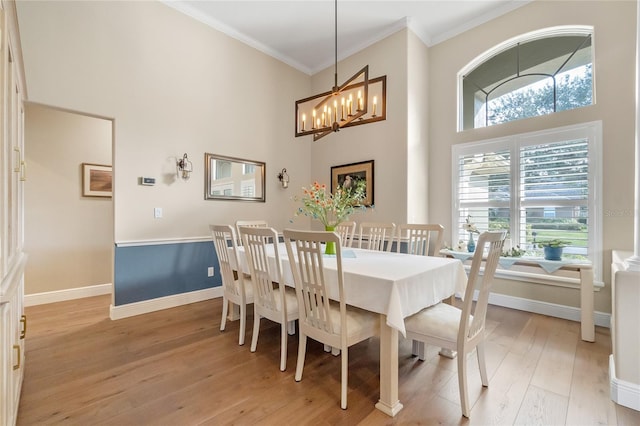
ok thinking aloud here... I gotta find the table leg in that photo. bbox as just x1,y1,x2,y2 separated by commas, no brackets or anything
375,315,403,416
580,267,595,342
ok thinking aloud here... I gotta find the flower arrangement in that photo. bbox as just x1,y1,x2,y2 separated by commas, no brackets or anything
462,215,480,252
462,215,480,234
293,180,367,228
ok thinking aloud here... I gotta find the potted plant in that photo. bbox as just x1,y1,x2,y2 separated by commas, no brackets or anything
538,239,571,261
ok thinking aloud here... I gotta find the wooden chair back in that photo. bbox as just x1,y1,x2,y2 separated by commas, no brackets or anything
283,229,344,343
210,224,245,300
358,221,395,252
239,226,283,316
460,230,506,345
235,220,268,244
396,223,444,256
335,221,356,248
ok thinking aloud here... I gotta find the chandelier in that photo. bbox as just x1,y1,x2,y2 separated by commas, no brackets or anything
294,0,386,141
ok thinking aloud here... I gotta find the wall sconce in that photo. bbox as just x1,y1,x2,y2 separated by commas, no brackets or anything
177,153,193,180
277,168,289,188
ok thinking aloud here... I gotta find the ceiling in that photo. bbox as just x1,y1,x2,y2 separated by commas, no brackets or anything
162,0,531,75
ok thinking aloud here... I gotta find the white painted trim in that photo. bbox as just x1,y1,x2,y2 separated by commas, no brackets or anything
160,0,313,75
0,252,27,304
115,236,211,247
466,289,611,328
24,283,112,306
610,355,640,411
109,287,223,320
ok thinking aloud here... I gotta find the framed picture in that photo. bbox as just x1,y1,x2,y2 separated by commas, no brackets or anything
331,160,374,207
82,163,112,198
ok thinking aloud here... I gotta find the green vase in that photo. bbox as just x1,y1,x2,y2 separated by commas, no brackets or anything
325,226,336,255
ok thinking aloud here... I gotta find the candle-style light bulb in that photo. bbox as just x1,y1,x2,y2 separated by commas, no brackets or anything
312,109,316,129
372,96,377,117
301,113,306,131
341,98,345,120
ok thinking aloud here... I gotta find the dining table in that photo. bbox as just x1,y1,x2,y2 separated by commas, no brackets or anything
231,242,468,417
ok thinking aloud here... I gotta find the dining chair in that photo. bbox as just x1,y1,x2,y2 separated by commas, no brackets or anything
283,229,379,410
358,221,395,252
396,223,444,256
210,224,254,346
239,226,299,371
404,230,506,418
335,221,356,248
235,220,268,245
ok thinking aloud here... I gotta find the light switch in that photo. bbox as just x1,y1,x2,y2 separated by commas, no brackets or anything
154,207,162,218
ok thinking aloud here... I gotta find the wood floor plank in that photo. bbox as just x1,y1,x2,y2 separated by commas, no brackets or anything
566,328,618,426
514,384,568,425
469,314,553,425
530,322,578,397
16,294,640,425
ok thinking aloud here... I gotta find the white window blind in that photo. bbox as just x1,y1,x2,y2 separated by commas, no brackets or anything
452,122,602,281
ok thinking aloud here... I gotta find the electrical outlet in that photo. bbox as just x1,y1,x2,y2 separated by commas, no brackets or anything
207,267,214,277
154,207,162,218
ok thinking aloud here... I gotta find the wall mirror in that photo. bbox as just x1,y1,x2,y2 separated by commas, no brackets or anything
204,153,265,202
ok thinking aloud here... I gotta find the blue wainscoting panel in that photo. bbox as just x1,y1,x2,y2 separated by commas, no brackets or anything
114,241,221,306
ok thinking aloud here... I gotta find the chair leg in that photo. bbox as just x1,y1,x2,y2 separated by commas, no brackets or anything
280,322,287,371
412,339,426,361
341,346,348,409
220,298,228,331
287,320,296,335
250,311,260,352
477,341,489,387
458,351,471,418
295,334,307,382
238,303,246,346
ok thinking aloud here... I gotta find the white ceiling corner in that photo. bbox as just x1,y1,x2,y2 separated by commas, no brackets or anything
161,1,532,76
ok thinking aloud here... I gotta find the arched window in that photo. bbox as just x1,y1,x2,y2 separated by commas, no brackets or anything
459,27,593,131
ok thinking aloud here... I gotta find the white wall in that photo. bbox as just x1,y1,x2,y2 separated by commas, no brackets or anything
307,29,410,227
24,103,113,294
427,0,637,313
16,0,310,243
16,0,637,315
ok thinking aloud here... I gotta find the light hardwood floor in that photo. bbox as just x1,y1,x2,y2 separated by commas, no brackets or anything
17,295,640,425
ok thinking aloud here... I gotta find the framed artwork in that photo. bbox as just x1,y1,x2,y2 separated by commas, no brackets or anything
82,163,112,197
331,159,374,207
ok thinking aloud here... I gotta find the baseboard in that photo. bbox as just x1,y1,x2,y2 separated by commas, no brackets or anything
469,290,611,328
26,282,609,329
109,287,223,320
610,355,640,411
24,283,113,306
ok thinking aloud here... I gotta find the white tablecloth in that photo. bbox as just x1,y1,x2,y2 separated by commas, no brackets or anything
233,244,467,336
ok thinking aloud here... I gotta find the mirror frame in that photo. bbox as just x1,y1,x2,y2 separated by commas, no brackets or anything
204,153,266,202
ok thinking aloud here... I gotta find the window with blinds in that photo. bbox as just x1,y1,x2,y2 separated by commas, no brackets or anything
452,122,601,279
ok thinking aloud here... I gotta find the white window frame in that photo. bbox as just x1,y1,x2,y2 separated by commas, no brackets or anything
452,121,602,285
457,25,595,132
